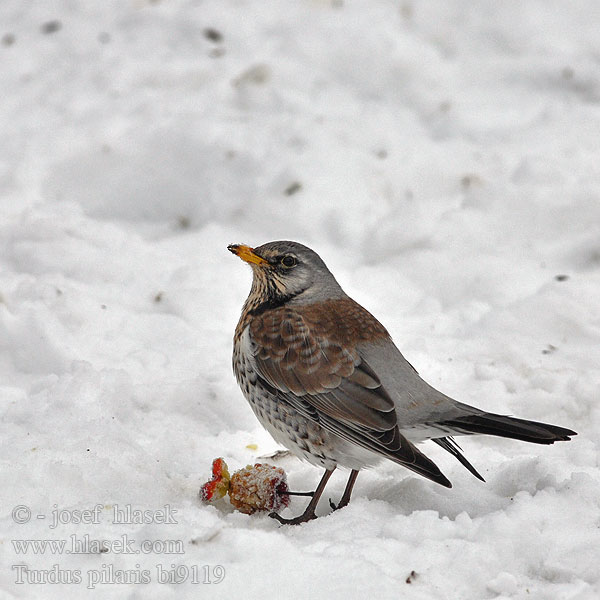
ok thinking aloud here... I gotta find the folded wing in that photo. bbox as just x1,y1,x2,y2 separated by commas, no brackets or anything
248,302,452,487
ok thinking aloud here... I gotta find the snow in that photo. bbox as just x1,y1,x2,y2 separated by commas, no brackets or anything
1,0,599,598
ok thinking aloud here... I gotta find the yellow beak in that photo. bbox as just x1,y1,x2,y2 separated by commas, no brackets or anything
227,244,268,265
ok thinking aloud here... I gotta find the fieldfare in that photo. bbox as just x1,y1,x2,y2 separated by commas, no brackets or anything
229,241,576,525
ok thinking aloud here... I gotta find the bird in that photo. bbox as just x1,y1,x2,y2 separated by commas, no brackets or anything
228,240,576,525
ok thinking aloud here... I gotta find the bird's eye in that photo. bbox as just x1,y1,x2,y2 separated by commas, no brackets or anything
280,255,297,268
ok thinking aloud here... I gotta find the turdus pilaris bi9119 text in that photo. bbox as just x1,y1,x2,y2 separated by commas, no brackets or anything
228,241,576,525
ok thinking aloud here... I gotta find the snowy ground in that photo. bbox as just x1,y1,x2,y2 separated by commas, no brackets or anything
1,1,600,598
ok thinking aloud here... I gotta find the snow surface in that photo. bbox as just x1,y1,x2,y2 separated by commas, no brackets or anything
1,1,600,598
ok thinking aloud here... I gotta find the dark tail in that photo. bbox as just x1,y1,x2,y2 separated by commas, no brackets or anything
441,413,576,444
433,437,485,481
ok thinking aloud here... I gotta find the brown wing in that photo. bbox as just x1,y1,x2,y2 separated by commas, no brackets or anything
248,299,452,487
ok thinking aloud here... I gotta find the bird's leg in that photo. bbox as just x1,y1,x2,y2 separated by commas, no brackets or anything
329,469,359,511
270,468,335,525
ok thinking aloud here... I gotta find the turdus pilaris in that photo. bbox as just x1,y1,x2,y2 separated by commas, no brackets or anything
229,241,576,525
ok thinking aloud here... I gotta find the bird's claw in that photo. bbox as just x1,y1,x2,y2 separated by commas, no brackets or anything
269,511,317,526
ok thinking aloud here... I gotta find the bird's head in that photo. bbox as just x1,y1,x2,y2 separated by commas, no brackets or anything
228,240,345,308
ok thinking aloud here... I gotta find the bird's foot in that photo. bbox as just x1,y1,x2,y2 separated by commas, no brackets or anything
328,497,351,512
269,468,335,525
269,509,318,526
